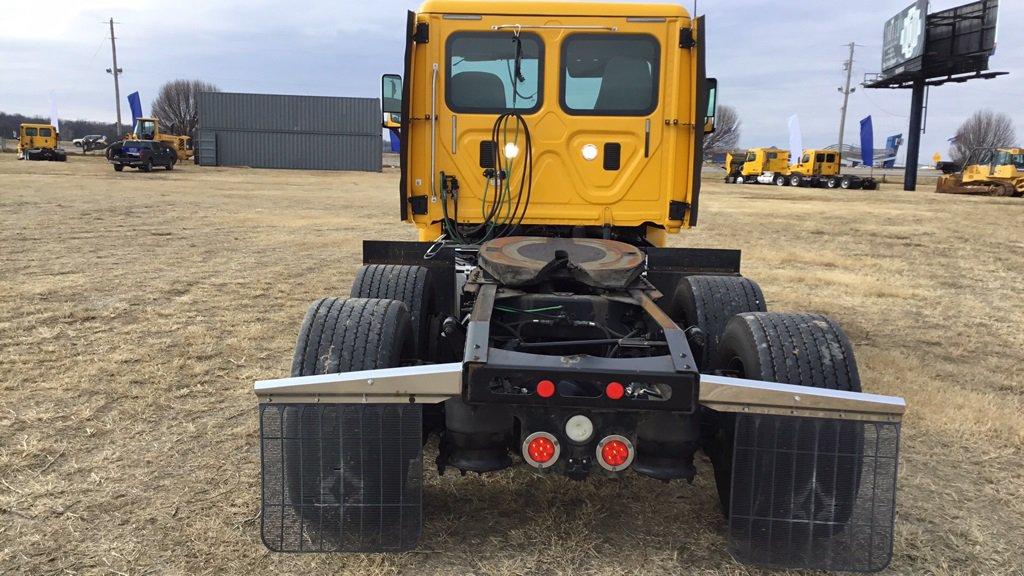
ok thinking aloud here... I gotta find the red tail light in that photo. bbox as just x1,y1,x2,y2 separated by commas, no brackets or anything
536,379,556,398
605,381,625,400
522,431,560,468
596,435,634,471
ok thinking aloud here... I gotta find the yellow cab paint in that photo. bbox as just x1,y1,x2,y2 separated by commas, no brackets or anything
402,0,704,245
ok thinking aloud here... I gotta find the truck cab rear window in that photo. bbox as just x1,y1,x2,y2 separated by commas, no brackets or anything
25,127,38,136
40,128,53,137
446,32,542,114
561,34,659,116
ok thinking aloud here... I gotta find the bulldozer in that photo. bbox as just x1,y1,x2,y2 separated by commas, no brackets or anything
111,117,194,162
252,2,905,572
15,123,67,161
936,147,1024,197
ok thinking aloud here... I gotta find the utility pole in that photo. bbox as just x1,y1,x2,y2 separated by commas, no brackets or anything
836,42,857,164
105,18,124,136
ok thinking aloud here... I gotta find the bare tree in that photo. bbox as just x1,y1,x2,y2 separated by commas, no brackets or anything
949,109,1016,165
151,79,220,138
704,104,741,158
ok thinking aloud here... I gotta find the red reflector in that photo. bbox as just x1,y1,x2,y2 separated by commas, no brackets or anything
605,381,624,400
601,439,630,467
537,379,556,398
528,436,556,463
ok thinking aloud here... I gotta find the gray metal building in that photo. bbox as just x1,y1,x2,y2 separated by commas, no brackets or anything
196,92,381,172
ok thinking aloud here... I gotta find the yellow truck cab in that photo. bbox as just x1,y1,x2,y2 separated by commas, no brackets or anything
788,148,876,190
725,146,789,185
384,0,716,246
16,123,67,162
251,2,904,571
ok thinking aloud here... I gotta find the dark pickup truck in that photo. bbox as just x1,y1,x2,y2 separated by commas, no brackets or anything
107,140,177,172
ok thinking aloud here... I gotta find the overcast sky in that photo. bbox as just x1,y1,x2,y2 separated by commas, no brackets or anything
4,0,1021,162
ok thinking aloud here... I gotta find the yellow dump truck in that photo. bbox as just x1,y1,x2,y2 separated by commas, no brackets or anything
252,2,905,571
16,123,67,161
936,147,1024,196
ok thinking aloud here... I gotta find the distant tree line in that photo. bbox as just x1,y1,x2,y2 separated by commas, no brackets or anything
0,112,119,141
949,110,1016,165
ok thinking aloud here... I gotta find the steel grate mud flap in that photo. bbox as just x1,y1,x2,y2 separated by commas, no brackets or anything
727,414,900,572
259,403,422,552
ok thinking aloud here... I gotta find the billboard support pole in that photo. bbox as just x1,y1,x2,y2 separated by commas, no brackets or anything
904,78,925,191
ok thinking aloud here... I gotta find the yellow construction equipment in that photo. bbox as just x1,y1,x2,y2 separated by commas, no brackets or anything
251,2,906,572
125,117,193,162
16,123,67,161
936,147,1024,197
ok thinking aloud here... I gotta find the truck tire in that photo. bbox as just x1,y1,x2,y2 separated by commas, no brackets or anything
113,164,124,172
674,275,766,372
351,264,435,361
141,160,152,173
825,176,840,189
789,174,803,187
283,297,417,550
862,179,878,190
292,297,412,378
704,312,862,519
166,160,174,171
774,173,787,186
840,175,854,189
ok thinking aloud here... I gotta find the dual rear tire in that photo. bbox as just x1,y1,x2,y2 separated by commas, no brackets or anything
675,276,862,519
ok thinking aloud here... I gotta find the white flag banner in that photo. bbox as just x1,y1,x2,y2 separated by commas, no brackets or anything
49,92,59,133
788,114,802,165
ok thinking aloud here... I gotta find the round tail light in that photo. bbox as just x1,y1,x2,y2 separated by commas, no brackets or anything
605,381,625,400
596,434,634,472
522,431,560,468
536,379,556,398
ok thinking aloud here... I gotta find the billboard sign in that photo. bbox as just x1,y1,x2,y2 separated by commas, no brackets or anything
882,0,928,75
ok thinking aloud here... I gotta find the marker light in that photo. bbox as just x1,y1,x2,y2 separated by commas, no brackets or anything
536,379,556,398
581,143,599,161
564,414,594,443
605,381,625,400
503,142,520,159
522,432,560,468
596,434,635,471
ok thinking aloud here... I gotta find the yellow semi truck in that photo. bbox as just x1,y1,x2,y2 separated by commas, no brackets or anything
16,123,67,161
726,147,877,189
252,2,904,571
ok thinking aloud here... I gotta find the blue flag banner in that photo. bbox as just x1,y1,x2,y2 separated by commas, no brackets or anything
860,115,874,168
127,92,143,126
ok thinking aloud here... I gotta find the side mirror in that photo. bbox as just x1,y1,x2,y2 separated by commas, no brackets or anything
704,78,718,134
381,74,403,116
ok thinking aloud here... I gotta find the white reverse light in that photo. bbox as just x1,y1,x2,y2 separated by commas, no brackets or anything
581,143,599,161
564,414,594,443
503,142,520,159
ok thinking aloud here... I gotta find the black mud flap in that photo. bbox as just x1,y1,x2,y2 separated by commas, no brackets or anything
259,403,422,552
727,414,899,572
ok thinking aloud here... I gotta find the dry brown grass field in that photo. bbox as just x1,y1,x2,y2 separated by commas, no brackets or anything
1,153,1022,576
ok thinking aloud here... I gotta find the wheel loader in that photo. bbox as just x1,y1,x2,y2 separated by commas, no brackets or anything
253,2,905,571
15,123,67,161
936,147,1024,197
106,117,193,163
